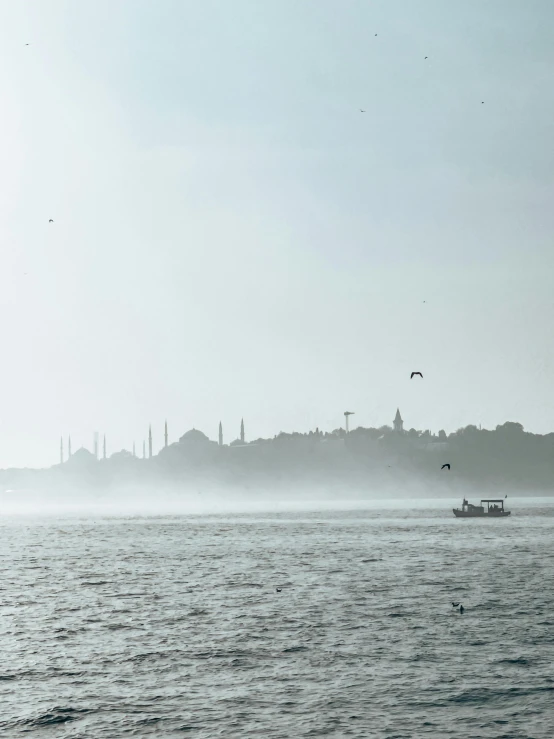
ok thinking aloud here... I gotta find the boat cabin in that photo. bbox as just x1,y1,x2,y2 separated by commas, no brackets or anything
453,497,510,517
459,498,484,514
481,499,507,514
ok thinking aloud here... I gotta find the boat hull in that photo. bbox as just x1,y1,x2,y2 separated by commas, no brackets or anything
453,509,511,518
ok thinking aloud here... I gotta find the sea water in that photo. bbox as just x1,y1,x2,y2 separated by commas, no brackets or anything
0,498,552,737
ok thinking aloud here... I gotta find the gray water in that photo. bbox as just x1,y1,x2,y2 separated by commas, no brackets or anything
1,499,553,738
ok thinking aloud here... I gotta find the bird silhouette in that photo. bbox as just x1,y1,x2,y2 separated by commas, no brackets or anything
460,605,464,614
441,463,451,470
360,109,366,113
410,372,423,379
425,56,428,59
48,219,54,223
451,602,459,607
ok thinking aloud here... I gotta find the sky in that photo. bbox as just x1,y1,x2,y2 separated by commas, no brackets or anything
1,0,554,467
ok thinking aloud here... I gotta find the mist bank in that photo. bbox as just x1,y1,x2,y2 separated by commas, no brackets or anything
0,485,550,519
2,421,554,499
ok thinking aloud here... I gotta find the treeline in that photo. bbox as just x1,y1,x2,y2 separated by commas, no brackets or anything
1,421,553,495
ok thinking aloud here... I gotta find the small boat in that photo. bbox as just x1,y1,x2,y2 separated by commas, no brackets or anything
453,498,511,518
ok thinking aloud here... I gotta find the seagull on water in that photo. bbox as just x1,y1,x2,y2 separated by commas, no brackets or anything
451,602,459,607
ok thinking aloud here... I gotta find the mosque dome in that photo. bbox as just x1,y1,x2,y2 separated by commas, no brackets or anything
179,428,210,444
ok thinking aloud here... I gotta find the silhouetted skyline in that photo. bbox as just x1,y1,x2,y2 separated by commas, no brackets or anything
2,412,554,497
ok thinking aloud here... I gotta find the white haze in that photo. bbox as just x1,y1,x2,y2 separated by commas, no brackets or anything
0,484,527,519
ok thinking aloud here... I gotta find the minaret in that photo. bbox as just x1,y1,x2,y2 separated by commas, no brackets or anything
240,418,245,444
60,436,64,464
218,421,223,447
393,408,404,434
148,425,153,458
142,440,146,459
132,441,136,457
164,420,168,448
103,435,106,460
93,432,99,459
68,435,72,458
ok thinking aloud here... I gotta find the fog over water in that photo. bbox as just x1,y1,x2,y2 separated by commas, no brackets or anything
0,486,546,517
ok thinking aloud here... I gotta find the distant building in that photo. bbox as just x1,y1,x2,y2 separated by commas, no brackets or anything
179,428,211,445
164,421,168,448
393,408,404,434
173,428,219,459
218,422,223,447
240,418,245,444
65,447,97,468
148,425,153,458
424,438,449,453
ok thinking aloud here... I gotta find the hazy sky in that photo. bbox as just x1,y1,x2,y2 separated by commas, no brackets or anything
1,0,554,467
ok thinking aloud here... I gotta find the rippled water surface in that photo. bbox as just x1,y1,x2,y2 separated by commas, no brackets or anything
1,499,553,738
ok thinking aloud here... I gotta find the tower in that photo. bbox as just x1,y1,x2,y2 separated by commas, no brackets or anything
132,441,136,457
344,411,355,434
219,421,223,447
148,425,153,458
103,435,106,460
93,431,99,459
60,436,64,464
240,418,245,444
393,408,404,433
164,420,168,448
142,440,146,459
68,435,72,458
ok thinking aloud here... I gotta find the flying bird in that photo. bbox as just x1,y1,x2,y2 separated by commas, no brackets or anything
360,109,366,113
425,56,428,59
441,463,451,470
276,588,282,593
410,372,423,379
48,219,54,223
451,602,459,607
